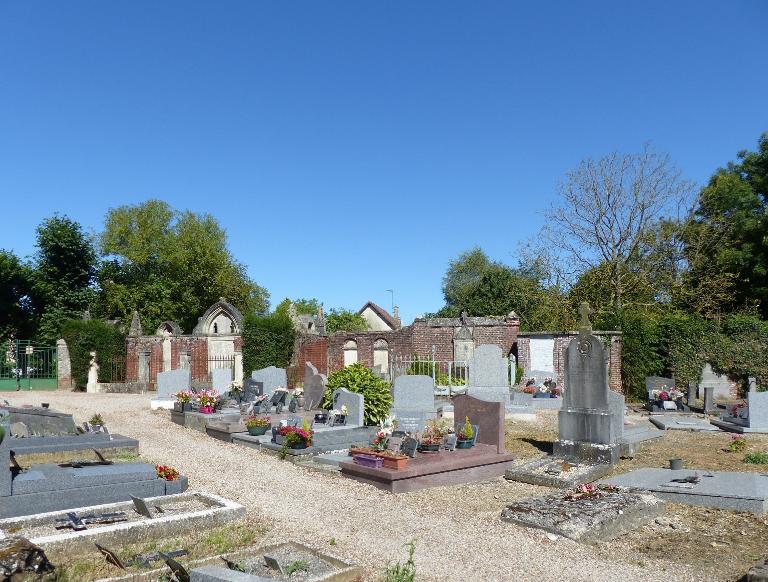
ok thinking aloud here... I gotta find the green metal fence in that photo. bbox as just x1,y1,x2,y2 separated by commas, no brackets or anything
1,340,58,391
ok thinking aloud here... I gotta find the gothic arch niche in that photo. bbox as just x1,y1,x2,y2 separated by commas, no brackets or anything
373,338,389,378
343,340,358,367
194,298,244,336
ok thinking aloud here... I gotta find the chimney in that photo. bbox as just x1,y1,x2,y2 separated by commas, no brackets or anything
393,306,401,328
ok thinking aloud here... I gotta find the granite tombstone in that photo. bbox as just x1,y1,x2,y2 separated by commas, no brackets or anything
466,345,511,404
156,369,191,399
391,375,436,432
303,362,327,411
251,366,288,397
331,388,364,427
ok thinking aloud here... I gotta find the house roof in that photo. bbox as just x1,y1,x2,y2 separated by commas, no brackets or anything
358,301,399,330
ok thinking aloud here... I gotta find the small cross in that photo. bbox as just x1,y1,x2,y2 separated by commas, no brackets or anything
578,302,593,332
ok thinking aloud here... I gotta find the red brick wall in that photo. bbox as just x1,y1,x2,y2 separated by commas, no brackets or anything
295,336,329,377
328,327,413,372
126,335,209,389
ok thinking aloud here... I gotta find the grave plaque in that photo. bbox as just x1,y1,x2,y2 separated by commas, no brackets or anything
443,434,457,451
242,379,263,402
303,362,327,411
131,495,154,519
401,437,418,458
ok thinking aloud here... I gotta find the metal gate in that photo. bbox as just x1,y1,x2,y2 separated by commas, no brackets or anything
1,340,58,391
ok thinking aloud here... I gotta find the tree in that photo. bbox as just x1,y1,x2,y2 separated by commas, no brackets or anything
325,309,368,333
683,133,768,317
99,200,269,332
273,298,321,318
546,145,693,311
32,215,97,343
441,247,494,309
0,250,35,340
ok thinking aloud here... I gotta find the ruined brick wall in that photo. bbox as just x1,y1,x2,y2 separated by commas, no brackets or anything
292,336,329,384
126,335,208,388
328,327,413,373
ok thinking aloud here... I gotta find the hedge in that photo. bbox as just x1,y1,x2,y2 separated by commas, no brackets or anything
61,319,126,390
242,312,296,373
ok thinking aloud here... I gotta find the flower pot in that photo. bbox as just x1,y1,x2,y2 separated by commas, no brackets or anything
198,406,214,414
290,442,309,450
456,439,473,449
174,402,191,412
382,456,409,470
418,443,441,453
669,458,683,471
354,453,384,468
248,425,270,436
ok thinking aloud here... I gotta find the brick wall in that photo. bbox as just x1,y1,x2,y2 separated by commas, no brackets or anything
328,327,413,372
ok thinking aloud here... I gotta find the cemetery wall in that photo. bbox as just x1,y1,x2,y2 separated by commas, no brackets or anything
517,331,622,394
293,335,328,377
328,327,413,371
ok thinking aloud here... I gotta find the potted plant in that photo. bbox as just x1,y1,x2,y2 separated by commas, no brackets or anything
89,414,105,431
245,415,271,436
379,449,409,470
456,416,474,449
174,390,193,412
155,464,180,481
522,385,536,395
197,389,219,414
229,382,243,403
280,425,313,449
418,419,448,452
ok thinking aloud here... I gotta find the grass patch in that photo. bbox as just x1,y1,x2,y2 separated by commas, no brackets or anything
744,451,768,465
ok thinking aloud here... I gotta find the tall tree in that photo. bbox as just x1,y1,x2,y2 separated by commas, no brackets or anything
273,297,321,318
441,247,494,310
325,309,368,333
99,199,269,332
683,132,768,317
546,145,693,311
0,250,35,340
33,215,97,343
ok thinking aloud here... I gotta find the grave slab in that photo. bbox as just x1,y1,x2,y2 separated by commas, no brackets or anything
600,468,768,513
504,457,613,488
500,488,665,542
648,414,720,432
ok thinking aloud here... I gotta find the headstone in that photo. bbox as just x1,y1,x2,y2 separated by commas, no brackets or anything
391,375,436,432
9,422,29,438
401,437,418,458
453,393,505,454
156,369,192,399
242,378,263,401
303,362,327,411
703,386,714,412
251,366,288,397
210,368,232,393
645,376,675,400
700,363,733,399
466,345,510,404
131,495,154,519
554,303,623,464
721,390,768,430
387,436,403,452
687,381,697,404
331,388,364,427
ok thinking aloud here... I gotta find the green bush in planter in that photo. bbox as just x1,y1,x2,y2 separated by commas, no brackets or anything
322,363,393,426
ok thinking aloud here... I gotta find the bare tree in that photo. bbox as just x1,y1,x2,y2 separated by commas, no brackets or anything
545,145,693,310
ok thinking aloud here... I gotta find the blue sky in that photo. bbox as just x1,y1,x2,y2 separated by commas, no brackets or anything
1,1,766,323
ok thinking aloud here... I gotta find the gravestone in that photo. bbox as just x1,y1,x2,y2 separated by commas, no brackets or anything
4,406,76,436
700,363,733,399
331,388,364,427
303,362,327,411
242,378,262,401
156,369,191,399
453,393,505,454
251,366,288,397
210,368,232,393
391,375,436,432
553,303,623,464
711,386,768,433
645,376,675,400
526,370,558,387
466,345,510,404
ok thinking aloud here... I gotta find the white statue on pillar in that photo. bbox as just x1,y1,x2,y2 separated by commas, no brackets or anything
86,351,99,393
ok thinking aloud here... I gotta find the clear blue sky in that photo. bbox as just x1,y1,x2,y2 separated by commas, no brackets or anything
1,1,766,323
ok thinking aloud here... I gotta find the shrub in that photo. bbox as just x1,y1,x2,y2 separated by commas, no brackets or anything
744,451,768,465
242,312,295,372
60,319,126,390
322,363,393,426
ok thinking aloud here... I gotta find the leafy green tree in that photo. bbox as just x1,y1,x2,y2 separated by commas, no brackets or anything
99,199,269,332
325,309,368,333
274,298,321,318
0,250,35,340
322,363,392,425
32,215,97,343
683,133,768,317
441,247,494,308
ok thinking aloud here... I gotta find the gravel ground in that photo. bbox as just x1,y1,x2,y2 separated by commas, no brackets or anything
5,392,708,582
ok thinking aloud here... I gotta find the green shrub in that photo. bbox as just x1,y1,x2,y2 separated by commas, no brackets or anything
242,312,296,372
744,451,768,465
384,540,416,582
61,319,125,390
322,363,393,426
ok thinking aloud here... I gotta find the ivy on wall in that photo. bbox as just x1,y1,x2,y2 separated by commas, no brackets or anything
241,312,296,373
61,319,126,390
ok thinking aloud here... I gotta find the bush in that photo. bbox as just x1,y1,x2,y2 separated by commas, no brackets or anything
242,312,296,372
61,319,125,390
322,363,393,426
744,451,768,465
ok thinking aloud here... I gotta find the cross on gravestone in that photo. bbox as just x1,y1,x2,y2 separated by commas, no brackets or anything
578,301,594,333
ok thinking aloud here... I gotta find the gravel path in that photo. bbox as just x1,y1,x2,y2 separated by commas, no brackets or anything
5,392,708,581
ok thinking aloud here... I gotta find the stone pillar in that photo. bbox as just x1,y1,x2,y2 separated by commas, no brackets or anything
86,352,99,393
234,351,243,385
703,386,714,412
687,381,697,404
56,339,72,391
748,377,758,393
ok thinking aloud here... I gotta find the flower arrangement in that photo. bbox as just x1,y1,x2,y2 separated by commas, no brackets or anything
278,425,313,448
729,434,747,452
89,414,105,427
155,464,180,481
522,385,536,395
658,391,670,401
175,390,193,404
293,387,304,396
550,387,562,397
420,419,450,446
197,388,219,413
458,417,474,441
229,382,242,395
730,401,747,417
245,415,271,429
563,483,619,501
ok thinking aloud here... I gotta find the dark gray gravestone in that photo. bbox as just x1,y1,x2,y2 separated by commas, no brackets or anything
251,366,288,397
453,394,504,453
401,437,418,458
554,304,622,464
263,555,285,574
242,379,263,402
391,375,436,432
704,386,714,412
387,436,403,452
443,434,457,451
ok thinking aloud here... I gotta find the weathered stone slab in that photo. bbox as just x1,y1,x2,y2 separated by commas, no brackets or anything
504,457,612,488
156,369,191,399
4,407,76,436
500,487,665,542
600,468,768,513
650,414,720,432
251,367,288,397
